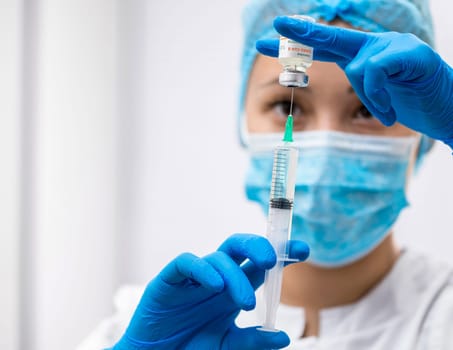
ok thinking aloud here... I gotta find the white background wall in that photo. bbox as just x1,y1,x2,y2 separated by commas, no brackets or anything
0,1,452,349
0,1,21,349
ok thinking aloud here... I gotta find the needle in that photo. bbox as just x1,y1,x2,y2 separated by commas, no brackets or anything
289,87,294,116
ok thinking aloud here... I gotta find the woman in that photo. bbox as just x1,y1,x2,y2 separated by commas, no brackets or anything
79,0,453,349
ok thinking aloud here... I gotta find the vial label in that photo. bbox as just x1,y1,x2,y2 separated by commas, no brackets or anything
279,37,313,60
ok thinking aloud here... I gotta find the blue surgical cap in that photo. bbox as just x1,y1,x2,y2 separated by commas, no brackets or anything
238,0,436,159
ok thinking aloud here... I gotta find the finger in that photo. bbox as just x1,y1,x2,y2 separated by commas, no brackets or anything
314,49,348,64
256,39,279,57
361,46,409,109
353,52,397,125
218,233,276,269
204,251,256,310
273,16,368,60
364,34,438,81
345,51,396,127
363,56,394,115
222,326,290,350
159,252,224,292
285,239,310,265
242,240,310,290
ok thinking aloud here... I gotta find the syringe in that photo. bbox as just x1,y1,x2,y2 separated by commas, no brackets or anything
256,15,312,332
258,113,299,332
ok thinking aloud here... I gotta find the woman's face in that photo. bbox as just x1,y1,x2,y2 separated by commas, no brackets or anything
244,54,417,138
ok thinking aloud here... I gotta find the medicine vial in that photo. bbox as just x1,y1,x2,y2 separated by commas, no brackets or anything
278,15,315,87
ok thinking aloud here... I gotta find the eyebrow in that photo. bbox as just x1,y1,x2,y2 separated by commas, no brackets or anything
258,78,356,95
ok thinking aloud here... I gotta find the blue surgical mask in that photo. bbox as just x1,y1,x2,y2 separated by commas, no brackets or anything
244,131,418,267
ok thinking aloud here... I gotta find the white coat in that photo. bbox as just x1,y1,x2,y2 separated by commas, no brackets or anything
77,250,453,349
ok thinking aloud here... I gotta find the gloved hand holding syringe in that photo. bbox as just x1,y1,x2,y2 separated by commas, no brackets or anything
258,14,314,332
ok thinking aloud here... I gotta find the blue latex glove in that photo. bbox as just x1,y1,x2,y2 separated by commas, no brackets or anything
111,233,309,349
256,16,453,149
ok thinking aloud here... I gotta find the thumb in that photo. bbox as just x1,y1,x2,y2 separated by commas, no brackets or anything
222,326,290,349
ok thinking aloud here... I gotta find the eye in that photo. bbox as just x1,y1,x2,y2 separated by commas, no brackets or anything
351,103,385,130
271,100,303,119
355,105,373,119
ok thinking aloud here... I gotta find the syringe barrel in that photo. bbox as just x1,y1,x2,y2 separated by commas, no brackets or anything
267,145,299,260
269,145,298,207
259,144,299,332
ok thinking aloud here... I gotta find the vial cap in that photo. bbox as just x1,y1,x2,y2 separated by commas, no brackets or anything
279,71,309,88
